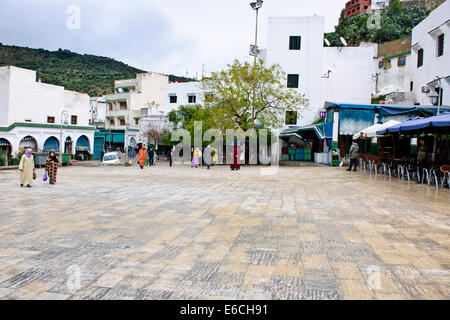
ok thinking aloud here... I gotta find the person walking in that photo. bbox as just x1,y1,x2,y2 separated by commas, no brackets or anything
148,148,154,166
153,150,157,166
168,148,173,167
230,143,241,171
212,147,219,165
138,146,148,170
45,151,59,185
19,148,35,187
347,140,359,172
204,145,213,170
191,148,199,168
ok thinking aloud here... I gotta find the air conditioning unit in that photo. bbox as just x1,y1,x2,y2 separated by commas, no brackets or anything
421,86,430,93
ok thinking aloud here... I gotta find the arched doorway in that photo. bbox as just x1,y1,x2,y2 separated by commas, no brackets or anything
75,135,90,161
19,136,38,152
65,136,73,154
43,137,60,153
0,138,12,166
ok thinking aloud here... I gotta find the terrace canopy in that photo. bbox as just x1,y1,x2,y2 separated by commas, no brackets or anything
376,112,450,135
353,120,401,140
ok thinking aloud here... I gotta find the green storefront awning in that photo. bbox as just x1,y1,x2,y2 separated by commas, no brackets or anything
95,132,124,144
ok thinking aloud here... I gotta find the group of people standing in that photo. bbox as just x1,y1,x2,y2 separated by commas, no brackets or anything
19,149,59,187
137,146,159,169
134,143,243,171
191,144,240,170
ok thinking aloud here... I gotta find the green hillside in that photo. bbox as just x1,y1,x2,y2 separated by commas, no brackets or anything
325,1,431,46
0,44,194,97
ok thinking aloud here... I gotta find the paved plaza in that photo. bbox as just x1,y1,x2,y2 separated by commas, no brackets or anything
0,163,448,300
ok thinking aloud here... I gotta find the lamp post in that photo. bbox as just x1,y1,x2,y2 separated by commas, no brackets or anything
250,0,263,130
125,123,130,166
429,76,442,163
59,110,68,165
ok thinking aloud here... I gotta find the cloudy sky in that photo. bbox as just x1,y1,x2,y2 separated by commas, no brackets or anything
0,0,347,77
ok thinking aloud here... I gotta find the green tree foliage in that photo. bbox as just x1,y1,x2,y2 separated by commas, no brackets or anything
325,5,429,46
202,59,308,130
0,44,195,97
389,0,403,13
167,104,223,146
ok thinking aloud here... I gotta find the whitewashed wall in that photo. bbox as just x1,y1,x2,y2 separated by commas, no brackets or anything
321,46,374,109
410,0,450,106
164,81,204,114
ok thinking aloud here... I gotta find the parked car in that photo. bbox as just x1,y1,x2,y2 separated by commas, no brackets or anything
102,152,120,165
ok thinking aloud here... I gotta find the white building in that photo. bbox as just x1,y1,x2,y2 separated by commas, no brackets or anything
89,96,107,125
372,0,390,10
103,72,169,148
410,0,450,106
0,66,95,165
264,16,373,127
373,37,414,104
164,81,205,114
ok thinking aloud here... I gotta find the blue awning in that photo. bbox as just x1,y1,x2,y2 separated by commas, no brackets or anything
377,112,450,135
339,108,375,135
43,137,60,153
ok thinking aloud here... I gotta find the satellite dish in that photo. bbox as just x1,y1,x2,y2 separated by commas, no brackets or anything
340,37,348,47
324,38,331,46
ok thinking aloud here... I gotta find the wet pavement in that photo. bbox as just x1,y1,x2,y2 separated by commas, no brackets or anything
0,163,448,300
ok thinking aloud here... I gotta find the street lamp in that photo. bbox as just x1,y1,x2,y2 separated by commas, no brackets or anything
250,0,263,130
59,110,68,165
429,76,442,163
125,123,130,166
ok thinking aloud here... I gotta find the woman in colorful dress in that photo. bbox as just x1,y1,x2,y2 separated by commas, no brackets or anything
191,148,199,168
212,147,219,165
45,151,59,185
19,148,35,187
230,143,241,171
138,146,148,169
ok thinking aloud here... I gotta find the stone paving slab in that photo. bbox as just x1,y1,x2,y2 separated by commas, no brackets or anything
0,164,448,300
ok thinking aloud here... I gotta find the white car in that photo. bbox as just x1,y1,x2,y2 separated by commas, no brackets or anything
102,152,121,165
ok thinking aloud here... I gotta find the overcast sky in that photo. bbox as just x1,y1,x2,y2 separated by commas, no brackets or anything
0,0,348,77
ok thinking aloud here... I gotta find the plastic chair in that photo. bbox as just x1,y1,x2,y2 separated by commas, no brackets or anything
421,168,430,185
440,165,450,188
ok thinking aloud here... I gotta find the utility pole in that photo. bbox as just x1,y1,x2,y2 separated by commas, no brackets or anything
250,0,263,130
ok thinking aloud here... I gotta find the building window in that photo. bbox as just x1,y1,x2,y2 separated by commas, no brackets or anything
285,111,298,125
25,119,32,122
378,60,384,69
398,56,406,67
47,116,55,124
109,103,113,111
287,74,299,88
188,95,196,104
135,118,139,125
383,59,391,70
417,48,424,68
169,95,177,103
71,115,77,125
289,36,301,50
109,119,115,126
119,119,126,126
437,34,444,57
410,81,414,92
119,101,127,110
